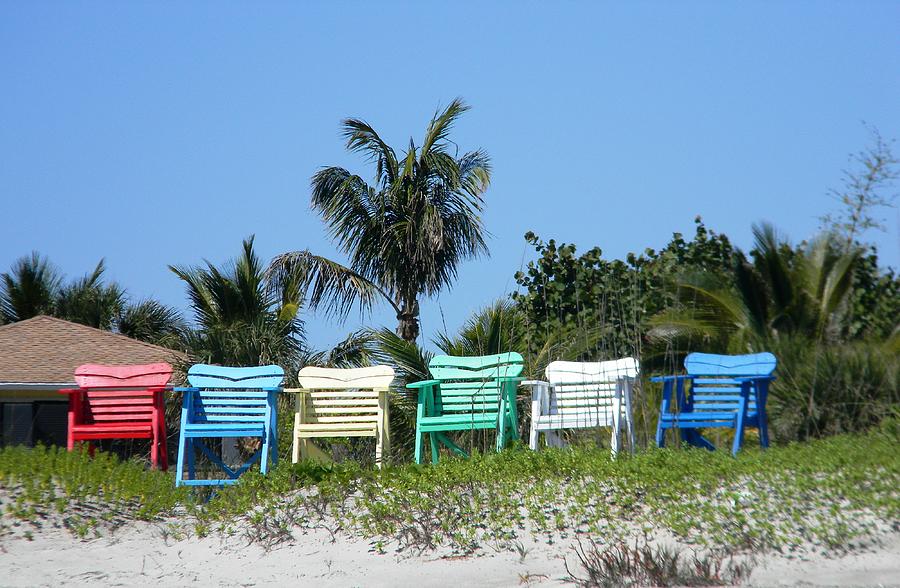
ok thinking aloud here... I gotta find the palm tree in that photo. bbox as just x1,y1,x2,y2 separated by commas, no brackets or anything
649,223,862,349
171,236,304,368
268,98,491,342
117,300,188,349
0,252,61,323
54,259,125,330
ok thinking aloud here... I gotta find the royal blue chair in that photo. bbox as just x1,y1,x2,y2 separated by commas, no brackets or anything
652,352,776,456
174,364,284,487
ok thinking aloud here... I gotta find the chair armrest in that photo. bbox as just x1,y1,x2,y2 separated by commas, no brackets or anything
58,388,81,395
262,387,282,392
172,387,199,393
650,375,694,383
734,376,776,382
497,376,525,383
406,379,441,390
520,380,549,387
283,387,303,393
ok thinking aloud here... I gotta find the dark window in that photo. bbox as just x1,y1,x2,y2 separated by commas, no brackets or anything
2,403,33,446
0,401,68,447
34,402,68,447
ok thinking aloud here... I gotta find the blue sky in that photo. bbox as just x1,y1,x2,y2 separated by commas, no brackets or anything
2,2,898,351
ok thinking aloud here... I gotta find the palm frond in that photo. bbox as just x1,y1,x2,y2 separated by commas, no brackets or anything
341,118,398,186
267,250,389,320
420,97,469,160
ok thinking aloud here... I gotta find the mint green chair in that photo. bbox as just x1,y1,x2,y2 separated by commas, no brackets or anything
408,352,524,464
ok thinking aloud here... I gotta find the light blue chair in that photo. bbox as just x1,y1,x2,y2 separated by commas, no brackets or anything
174,364,283,487
653,352,776,455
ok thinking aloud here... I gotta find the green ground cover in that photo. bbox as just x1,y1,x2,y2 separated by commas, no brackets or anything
1,421,897,554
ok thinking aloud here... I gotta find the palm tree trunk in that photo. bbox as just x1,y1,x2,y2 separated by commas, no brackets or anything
396,299,420,342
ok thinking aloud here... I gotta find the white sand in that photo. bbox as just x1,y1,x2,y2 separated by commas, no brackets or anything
2,521,898,587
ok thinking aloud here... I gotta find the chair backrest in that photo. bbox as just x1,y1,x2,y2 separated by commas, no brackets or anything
185,364,284,426
428,353,524,415
545,357,638,417
298,365,395,390
75,363,173,389
297,366,395,428
683,352,776,413
72,363,172,424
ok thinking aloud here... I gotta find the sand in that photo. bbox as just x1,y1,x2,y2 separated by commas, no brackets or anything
2,520,898,587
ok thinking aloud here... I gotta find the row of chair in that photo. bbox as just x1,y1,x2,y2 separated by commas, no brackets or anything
60,351,776,486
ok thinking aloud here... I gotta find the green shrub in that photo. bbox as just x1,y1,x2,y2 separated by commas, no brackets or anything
768,338,899,442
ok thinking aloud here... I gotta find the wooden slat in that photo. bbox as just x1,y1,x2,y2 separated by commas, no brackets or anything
295,422,374,431
306,390,380,398
91,413,153,421
305,406,379,415
196,391,269,399
295,430,376,438
194,415,267,422
89,405,155,414
305,415,379,423
86,390,154,399
307,398,380,407
86,397,154,406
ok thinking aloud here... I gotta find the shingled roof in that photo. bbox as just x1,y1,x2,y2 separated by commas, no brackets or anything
0,315,185,385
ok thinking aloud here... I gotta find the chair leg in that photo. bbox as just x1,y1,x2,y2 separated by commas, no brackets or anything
529,425,539,451
150,433,158,470
292,410,301,464
430,434,440,464
292,435,301,464
175,429,186,487
611,402,621,457
655,422,666,448
414,427,424,465
186,439,196,479
159,419,169,472
758,409,770,449
260,437,270,475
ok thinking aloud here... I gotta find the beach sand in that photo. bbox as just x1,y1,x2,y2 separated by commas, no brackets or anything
2,520,898,587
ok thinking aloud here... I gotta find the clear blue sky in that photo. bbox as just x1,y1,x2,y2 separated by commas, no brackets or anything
2,2,898,351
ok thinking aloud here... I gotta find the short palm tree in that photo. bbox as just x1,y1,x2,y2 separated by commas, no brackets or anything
268,98,491,342
171,236,304,368
0,252,61,323
117,300,188,349
649,223,862,349
54,259,125,330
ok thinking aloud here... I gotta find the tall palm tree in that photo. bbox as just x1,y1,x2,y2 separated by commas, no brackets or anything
649,223,862,349
268,98,491,342
0,252,61,323
171,236,304,368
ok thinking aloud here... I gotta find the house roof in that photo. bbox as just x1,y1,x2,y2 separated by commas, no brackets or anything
0,315,186,386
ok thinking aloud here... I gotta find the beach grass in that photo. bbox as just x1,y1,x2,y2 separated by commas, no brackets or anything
2,420,897,555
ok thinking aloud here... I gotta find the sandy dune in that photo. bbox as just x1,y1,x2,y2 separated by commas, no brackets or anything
2,520,898,587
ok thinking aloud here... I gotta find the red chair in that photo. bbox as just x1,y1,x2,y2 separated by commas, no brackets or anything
60,363,173,470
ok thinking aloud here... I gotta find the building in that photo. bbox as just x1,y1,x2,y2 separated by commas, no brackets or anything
0,315,185,446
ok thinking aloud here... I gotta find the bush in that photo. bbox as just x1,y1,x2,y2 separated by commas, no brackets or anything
768,338,899,442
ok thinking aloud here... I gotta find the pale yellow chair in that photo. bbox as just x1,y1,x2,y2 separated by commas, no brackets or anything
287,366,395,467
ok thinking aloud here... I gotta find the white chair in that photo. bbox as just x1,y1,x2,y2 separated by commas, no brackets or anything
526,357,638,455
